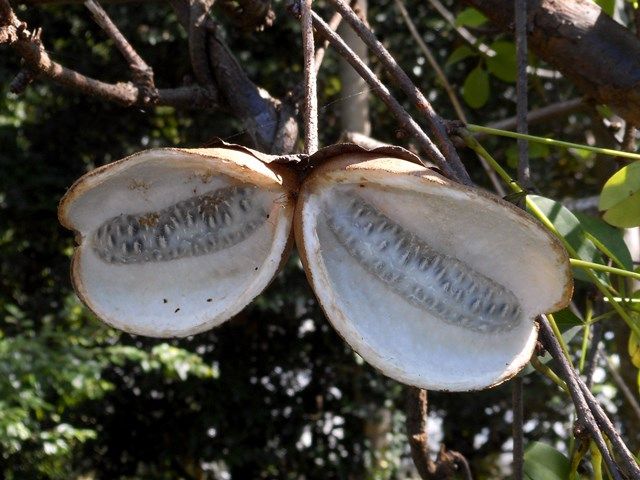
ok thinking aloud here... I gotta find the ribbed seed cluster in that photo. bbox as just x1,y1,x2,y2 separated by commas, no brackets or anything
92,186,266,264
325,192,522,333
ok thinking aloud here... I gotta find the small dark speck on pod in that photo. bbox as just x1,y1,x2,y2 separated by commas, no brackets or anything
254,267,258,271
207,298,212,302
174,307,180,313
163,298,168,303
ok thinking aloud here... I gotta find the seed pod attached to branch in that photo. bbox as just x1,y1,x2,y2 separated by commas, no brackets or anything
295,148,572,391
59,147,297,337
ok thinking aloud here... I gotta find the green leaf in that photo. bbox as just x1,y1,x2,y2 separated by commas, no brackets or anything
574,213,634,270
599,161,640,210
602,190,640,227
486,40,518,83
527,195,605,283
462,66,489,109
553,308,584,331
594,0,615,16
524,442,571,480
455,7,488,28
445,45,476,68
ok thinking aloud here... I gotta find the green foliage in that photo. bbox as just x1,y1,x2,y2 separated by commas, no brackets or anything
599,161,640,227
574,213,633,270
486,41,517,83
526,195,605,283
462,65,489,109
524,442,570,480
455,7,488,28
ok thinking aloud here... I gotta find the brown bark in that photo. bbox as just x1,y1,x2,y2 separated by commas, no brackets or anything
464,0,640,125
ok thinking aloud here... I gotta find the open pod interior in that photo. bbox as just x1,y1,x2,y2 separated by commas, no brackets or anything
295,152,573,391
59,147,297,337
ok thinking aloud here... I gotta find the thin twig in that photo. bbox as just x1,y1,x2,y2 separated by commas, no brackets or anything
583,322,602,390
406,387,434,480
425,0,560,79
394,0,466,122
538,315,624,480
515,0,530,187
314,6,345,73
84,0,157,102
512,377,524,480
484,98,584,133
578,380,640,479
512,6,527,475
601,346,640,422
310,10,461,180
326,0,473,185
393,0,504,195
300,0,318,154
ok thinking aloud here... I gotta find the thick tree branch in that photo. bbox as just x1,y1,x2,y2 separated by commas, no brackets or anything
1,1,218,108
170,0,297,152
463,0,640,125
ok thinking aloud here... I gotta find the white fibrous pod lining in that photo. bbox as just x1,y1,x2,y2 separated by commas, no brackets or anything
92,185,266,264
324,191,523,333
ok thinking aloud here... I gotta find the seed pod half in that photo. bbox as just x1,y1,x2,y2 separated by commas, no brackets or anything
295,150,572,391
59,147,297,337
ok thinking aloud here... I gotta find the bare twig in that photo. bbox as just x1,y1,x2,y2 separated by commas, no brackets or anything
601,346,640,422
327,0,472,185
394,0,505,195
340,131,390,149
406,387,434,480
512,7,528,475
578,380,640,479
311,10,461,180
515,0,530,188
84,0,157,102
538,315,625,480
394,0,466,123
300,0,318,154
425,0,560,79
314,6,345,73
405,387,473,480
485,98,585,133
512,377,524,480
583,321,602,390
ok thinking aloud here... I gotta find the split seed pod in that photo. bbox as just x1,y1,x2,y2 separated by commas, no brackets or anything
295,148,572,391
59,147,297,337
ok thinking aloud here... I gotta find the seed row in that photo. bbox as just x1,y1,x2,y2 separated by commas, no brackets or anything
325,192,522,333
92,186,266,264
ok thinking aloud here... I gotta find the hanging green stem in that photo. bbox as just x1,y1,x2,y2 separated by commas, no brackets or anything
570,259,640,281
467,124,640,161
579,301,593,372
530,354,568,392
547,312,572,364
